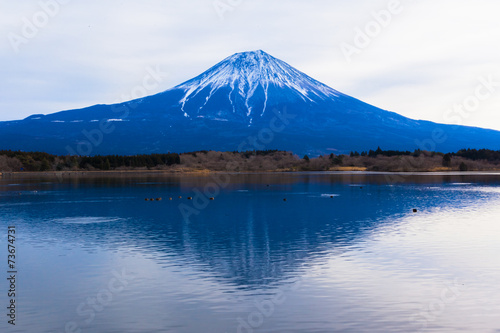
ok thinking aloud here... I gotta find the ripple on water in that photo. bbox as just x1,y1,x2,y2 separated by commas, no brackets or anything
320,193,340,198
53,217,124,225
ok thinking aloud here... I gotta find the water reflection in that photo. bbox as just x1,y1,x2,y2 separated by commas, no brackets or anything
2,173,500,332
2,173,499,291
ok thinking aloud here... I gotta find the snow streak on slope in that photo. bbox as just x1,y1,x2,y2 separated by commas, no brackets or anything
172,50,342,121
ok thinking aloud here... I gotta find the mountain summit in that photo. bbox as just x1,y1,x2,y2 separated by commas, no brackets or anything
1,50,500,155
173,50,342,123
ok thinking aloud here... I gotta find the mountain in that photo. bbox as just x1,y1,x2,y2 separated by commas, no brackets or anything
1,50,500,156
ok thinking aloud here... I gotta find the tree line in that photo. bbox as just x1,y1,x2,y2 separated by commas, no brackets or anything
453,148,500,162
1,148,500,172
0,150,180,172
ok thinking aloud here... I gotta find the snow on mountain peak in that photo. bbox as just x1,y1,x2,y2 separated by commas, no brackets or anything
171,50,342,121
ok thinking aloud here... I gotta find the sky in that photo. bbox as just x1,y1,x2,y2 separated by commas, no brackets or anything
1,0,500,130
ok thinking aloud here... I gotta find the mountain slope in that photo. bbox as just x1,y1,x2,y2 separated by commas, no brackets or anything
1,50,500,156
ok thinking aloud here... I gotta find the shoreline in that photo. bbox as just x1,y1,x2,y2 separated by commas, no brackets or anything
3,168,500,178
3,149,500,177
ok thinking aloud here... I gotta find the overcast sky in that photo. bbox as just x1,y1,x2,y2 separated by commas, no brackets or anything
1,0,500,130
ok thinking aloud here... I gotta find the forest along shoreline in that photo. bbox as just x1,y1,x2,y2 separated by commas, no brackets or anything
2,148,500,175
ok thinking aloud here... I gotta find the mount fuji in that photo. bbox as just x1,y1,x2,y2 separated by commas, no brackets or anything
1,50,500,155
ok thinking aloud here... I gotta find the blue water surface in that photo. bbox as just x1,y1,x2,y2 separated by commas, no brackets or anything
1,172,500,333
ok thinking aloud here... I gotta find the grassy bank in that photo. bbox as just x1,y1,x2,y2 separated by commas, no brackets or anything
1,148,500,174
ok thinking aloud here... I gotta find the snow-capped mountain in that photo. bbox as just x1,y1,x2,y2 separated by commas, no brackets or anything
172,50,342,123
1,50,500,155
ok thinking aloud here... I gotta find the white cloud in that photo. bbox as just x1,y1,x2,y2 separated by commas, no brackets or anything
1,0,500,130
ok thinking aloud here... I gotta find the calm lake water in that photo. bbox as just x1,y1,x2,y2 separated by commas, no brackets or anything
1,172,500,333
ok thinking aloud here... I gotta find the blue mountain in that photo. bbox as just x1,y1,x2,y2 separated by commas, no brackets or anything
1,50,500,155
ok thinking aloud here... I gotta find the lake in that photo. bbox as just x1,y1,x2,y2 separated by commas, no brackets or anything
1,172,500,333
